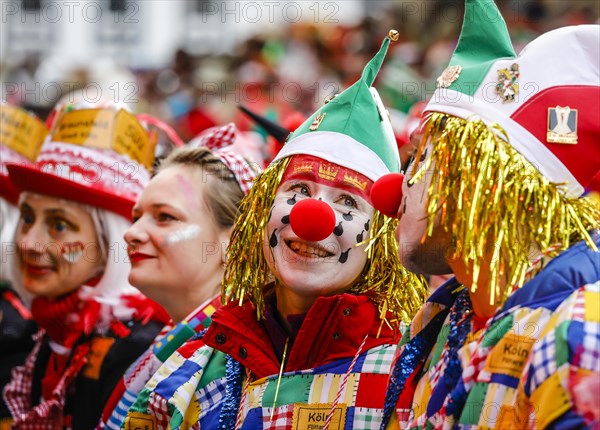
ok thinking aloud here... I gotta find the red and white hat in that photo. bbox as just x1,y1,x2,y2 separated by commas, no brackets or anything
190,122,259,195
0,104,48,205
7,104,157,219
425,0,599,198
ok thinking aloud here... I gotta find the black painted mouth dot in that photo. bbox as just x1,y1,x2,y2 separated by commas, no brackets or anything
333,222,343,237
356,231,364,243
269,229,278,247
343,211,353,221
364,220,370,231
281,215,290,225
339,248,351,263
287,194,297,205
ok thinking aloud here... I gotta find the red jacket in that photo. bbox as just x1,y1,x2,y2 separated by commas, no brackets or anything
203,291,401,378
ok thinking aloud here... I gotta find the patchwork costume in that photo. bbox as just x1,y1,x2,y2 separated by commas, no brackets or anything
379,1,600,429
3,105,169,429
123,31,426,429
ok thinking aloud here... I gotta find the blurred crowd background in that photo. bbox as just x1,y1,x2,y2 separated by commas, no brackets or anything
2,0,598,159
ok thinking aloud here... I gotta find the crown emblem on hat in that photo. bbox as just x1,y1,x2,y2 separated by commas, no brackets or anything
496,63,520,102
309,113,326,131
294,160,314,175
318,163,338,181
436,65,462,88
343,172,368,190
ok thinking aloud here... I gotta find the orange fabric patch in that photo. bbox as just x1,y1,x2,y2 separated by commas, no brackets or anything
81,336,115,380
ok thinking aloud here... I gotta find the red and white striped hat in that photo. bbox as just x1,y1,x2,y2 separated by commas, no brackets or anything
190,123,258,195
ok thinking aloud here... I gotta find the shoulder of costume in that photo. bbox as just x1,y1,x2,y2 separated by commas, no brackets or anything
503,233,600,312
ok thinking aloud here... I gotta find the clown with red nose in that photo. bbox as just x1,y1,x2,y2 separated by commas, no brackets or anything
121,30,426,429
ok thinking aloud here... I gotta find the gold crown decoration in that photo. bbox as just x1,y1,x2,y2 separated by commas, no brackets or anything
293,160,314,175
318,163,339,181
343,172,368,191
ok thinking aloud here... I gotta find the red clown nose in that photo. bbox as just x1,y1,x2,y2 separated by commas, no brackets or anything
370,173,405,218
289,199,336,242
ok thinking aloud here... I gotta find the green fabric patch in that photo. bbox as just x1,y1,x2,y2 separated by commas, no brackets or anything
262,373,314,407
429,323,451,369
459,381,487,425
554,321,570,367
482,314,514,348
198,350,227,390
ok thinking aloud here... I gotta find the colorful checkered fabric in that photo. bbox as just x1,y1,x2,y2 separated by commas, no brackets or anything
124,344,398,429
100,295,220,430
388,238,600,429
3,334,90,430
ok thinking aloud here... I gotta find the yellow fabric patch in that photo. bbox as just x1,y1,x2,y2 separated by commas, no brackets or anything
413,375,432,421
529,366,571,429
124,412,156,430
485,333,535,379
81,336,115,380
584,291,600,322
291,403,346,430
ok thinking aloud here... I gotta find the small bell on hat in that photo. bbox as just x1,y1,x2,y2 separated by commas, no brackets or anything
0,104,48,205
273,29,402,185
7,103,157,219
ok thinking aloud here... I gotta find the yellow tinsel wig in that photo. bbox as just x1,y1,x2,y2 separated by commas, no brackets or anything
410,112,600,305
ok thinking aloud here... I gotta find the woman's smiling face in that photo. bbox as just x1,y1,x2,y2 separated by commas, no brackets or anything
264,156,374,303
16,193,105,298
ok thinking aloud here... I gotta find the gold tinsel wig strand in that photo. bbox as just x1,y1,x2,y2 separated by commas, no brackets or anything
223,157,427,324
412,112,599,305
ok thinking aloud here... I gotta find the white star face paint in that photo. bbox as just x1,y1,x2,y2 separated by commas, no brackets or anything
163,224,201,246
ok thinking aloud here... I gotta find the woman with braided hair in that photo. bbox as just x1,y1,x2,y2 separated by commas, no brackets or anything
98,123,259,429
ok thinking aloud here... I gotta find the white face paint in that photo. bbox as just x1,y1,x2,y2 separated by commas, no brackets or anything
164,225,201,246
265,178,374,300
